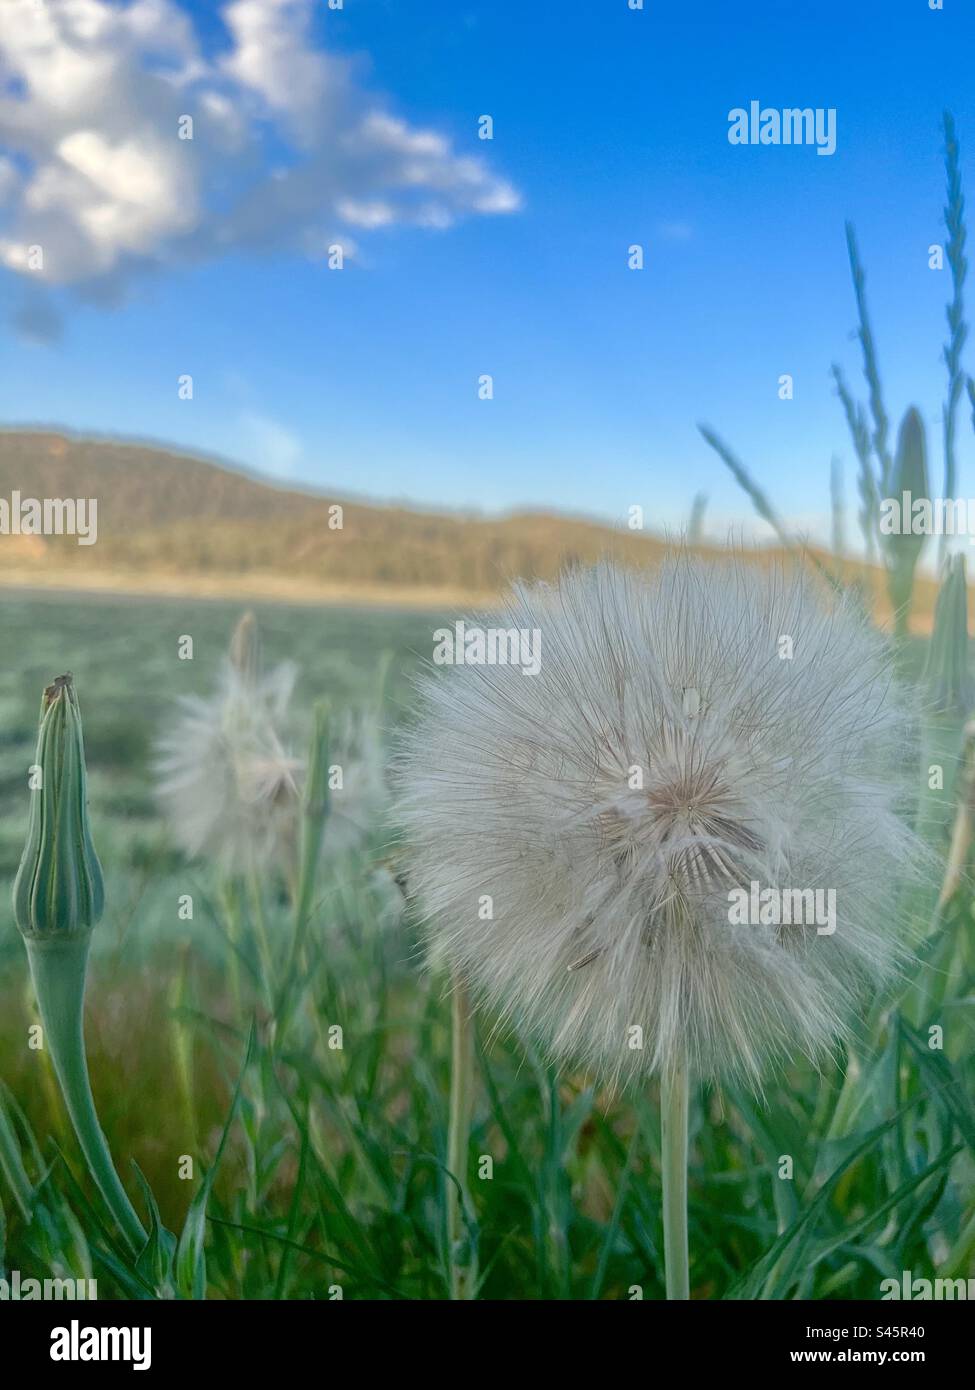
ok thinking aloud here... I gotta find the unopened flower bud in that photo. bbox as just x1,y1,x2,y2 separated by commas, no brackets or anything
13,674,105,941
885,406,929,636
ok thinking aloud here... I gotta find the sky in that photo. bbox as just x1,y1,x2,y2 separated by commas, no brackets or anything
1,0,973,549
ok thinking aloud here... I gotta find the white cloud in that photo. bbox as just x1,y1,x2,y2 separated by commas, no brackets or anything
336,199,395,230
220,0,327,135
0,0,520,302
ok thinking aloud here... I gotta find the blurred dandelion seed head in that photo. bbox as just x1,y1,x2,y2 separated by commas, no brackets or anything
156,613,389,878
155,624,302,873
396,556,923,1088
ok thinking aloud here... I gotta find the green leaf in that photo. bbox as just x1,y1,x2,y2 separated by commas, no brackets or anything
899,1019,975,1154
132,1165,177,1298
728,1099,927,1300
175,1024,253,1300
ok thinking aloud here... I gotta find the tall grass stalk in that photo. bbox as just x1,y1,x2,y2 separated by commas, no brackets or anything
940,111,968,568
697,425,793,550
829,455,846,557
698,426,841,590
845,220,892,490
832,364,878,563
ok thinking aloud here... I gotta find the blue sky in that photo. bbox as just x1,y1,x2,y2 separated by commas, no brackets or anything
1,0,973,547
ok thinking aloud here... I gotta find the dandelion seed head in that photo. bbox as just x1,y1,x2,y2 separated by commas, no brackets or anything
396,556,923,1088
155,653,301,873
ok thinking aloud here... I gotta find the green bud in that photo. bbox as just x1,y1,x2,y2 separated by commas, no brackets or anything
885,406,929,637
13,674,105,941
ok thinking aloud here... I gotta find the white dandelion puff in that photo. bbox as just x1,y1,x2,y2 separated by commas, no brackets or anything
156,615,302,873
395,555,924,1090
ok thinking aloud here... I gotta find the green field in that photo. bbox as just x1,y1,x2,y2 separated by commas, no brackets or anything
0,589,973,1300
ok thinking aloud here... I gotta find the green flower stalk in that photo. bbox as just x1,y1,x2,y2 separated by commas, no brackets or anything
660,1057,689,1300
13,675,147,1255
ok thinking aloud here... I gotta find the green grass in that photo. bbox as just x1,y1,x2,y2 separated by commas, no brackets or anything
0,591,973,1300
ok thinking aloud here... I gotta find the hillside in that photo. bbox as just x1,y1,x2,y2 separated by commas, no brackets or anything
0,427,938,623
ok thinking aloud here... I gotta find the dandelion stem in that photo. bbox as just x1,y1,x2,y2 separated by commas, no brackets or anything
660,1055,690,1300
447,972,475,1300
26,935,147,1254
